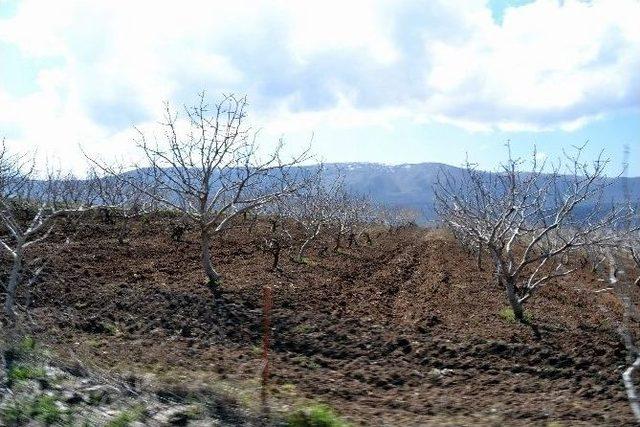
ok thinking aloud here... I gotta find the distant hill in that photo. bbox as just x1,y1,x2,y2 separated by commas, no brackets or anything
317,162,640,222
28,162,640,223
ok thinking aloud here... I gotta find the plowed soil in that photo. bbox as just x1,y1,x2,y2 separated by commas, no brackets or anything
7,215,638,426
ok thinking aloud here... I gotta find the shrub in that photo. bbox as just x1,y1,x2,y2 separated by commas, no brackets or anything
499,307,532,324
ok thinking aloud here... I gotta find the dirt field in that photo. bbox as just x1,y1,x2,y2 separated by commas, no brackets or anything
12,215,637,425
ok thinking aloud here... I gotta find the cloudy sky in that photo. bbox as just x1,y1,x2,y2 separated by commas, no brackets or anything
1,0,639,174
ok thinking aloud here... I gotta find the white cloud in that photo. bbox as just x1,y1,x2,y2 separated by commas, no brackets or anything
424,0,640,128
0,0,638,171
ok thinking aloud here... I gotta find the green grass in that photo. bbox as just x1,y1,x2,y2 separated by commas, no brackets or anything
19,336,37,353
292,323,314,334
1,395,68,426
287,404,350,427
498,307,533,323
8,364,46,382
206,277,224,289
0,400,26,426
250,345,263,357
297,256,317,266
3,335,40,363
100,322,120,335
105,406,145,427
31,396,66,425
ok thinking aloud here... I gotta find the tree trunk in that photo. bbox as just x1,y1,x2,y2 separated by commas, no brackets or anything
334,233,342,251
347,232,356,248
4,251,23,322
271,241,281,270
362,231,372,245
298,239,311,261
504,278,524,321
248,215,257,235
298,224,320,261
476,241,483,270
623,355,640,422
200,230,221,285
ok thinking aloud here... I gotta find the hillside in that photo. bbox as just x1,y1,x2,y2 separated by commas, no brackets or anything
5,213,637,426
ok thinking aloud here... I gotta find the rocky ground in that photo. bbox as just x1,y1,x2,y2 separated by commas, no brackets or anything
0,334,271,426
1,214,638,425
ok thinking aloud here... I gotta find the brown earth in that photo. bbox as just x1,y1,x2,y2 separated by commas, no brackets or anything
6,214,638,426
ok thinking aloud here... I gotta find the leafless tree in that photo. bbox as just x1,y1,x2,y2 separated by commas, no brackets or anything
619,230,640,422
379,206,420,232
286,167,343,261
0,143,96,322
434,143,630,322
332,192,376,250
258,201,293,271
89,166,159,244
597,224,640,422
89,93,310,286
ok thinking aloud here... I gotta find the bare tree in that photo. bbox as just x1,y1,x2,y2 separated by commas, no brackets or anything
598,225,640,422
0,143,96,322
434,144,630,322
379,205,420,232
286,167,342,261
89,93,310,287
258,200,292,271
618,230,640,422
332,192,375,250
89,166,159,244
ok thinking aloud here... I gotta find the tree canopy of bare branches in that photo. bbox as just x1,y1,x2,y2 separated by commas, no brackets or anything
285,167,346,261
0,142,97,322
596,217,640,421
434,143,631,321
89,93,311,287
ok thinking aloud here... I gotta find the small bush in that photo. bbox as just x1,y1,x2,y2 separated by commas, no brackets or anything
287,404,350,427
498,307,533,323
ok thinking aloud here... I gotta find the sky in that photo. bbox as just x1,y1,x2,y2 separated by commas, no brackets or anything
0,0,639,175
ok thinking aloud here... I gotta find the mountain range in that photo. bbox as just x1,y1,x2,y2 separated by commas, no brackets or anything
320,162,640,222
